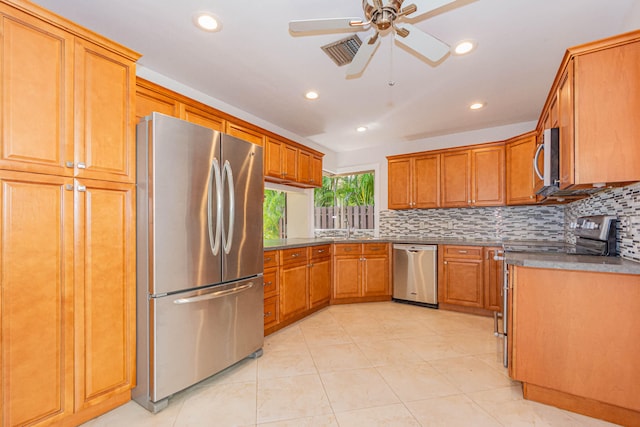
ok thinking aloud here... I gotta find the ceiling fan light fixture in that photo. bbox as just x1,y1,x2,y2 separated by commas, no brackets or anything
194,12,221,32
454,40,476,55
356,126,368,132
305,91,319,100
469,102,486,110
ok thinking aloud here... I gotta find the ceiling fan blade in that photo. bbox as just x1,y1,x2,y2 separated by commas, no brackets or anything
289,18,364,33
346,34,381,77
403,0,456,18
395,24,450,62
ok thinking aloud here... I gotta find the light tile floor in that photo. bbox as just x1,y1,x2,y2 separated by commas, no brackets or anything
83,302,620,426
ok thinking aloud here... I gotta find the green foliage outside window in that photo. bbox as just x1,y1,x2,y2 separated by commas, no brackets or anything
263,189,286,239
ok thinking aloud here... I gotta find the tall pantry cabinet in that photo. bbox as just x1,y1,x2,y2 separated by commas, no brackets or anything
0,1,139,426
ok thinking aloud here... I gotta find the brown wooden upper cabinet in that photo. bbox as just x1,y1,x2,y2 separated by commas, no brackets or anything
265,136,297,182
505,132,537,205
388,153,440,209
265,136,323,188
536,31,640,191
225,121,265,146
0,11,138,184
441,144,505,208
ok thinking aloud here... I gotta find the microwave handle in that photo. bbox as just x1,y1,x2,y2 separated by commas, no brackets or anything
533,143,544,180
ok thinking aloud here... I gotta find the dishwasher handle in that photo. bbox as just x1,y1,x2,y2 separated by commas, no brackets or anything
393,244,437,252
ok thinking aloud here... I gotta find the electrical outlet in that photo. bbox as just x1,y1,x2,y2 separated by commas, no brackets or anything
420,221,427,229
447,221,453,230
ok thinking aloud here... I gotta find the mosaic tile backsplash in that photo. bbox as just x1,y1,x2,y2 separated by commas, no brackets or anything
565,182,640,262
315,183,640,263
378,205,565,242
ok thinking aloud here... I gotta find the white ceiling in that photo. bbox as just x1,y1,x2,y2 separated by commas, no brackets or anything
31,0,638,154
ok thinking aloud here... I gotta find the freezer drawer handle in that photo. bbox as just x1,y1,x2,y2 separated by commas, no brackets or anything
173,282,254,304
222,160,235,255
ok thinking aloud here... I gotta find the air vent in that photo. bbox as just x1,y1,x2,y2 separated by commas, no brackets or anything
321,35,362,66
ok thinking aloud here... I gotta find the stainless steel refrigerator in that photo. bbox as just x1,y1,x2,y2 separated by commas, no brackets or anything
133,113,264,413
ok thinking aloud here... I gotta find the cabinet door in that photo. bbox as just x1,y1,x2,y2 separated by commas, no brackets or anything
265,137,284,179
279,263,308,320
1,171,74,426
442,258,483,307
0,10,74,177
483,247,503,312
181,104,225,132
414,154,440,208
472,145,505,206
506,133,536,205
282,144,298,181
309,258,331,308
333,256,361,299
311,155,323,187
387,158,412,209
297,149,311,185
225,121,264,146
441,150,470,207
574,42,640,185
74,179,135,410
74,38,135,183
558,62,575,189
362,256,390,297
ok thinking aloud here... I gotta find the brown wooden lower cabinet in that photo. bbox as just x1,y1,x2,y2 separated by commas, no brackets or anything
0,171,135,427
264,245,332,336
439,245,503,316
331,243,391,304
509,266,640,426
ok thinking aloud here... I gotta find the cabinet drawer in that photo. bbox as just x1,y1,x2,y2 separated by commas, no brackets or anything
333,244,361,255
310,244,331,259
264,251,278,268
263,268,278,298
280,247,308,265
443,245,482,259
263,295,279,328
363,243,388,255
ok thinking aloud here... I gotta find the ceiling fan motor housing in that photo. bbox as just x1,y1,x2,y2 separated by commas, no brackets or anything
363,0,404,31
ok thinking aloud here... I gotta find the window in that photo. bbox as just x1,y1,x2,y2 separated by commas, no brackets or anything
314,172,374,230
263,189,286,239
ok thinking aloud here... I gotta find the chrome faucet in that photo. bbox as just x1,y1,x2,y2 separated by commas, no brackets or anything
344,218,351,238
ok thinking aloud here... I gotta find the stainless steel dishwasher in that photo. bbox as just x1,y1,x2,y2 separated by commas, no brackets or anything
393,244,438,308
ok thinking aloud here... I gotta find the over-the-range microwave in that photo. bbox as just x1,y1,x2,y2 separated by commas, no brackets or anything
533,127,560,196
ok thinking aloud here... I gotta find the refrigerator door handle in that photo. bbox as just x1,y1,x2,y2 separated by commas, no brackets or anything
208,158,223,256
173,282,255,305
222,160,235,255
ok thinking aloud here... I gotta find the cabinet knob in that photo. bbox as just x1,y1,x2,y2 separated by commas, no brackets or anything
265,257,272,262
444,261,448,265
77,185,87,192
77,162,87,169
291,253,300,257
264,312,272,318
65,161,74,168
264,281,272,286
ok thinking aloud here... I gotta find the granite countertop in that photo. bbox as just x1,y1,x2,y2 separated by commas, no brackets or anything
263,237,504,250
505,252,640,275
264,237,640,275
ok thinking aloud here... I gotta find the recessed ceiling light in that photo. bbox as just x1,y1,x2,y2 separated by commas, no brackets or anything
469,102,485,110
304,91,319,100
356,126,368,132
454,40,476,55
194,12,221,32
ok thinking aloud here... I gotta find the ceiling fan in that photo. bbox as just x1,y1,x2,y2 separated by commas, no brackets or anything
289,0,456,77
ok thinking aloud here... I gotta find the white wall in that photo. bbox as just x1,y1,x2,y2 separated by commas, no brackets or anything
622,1,640,31
335,121,537,210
